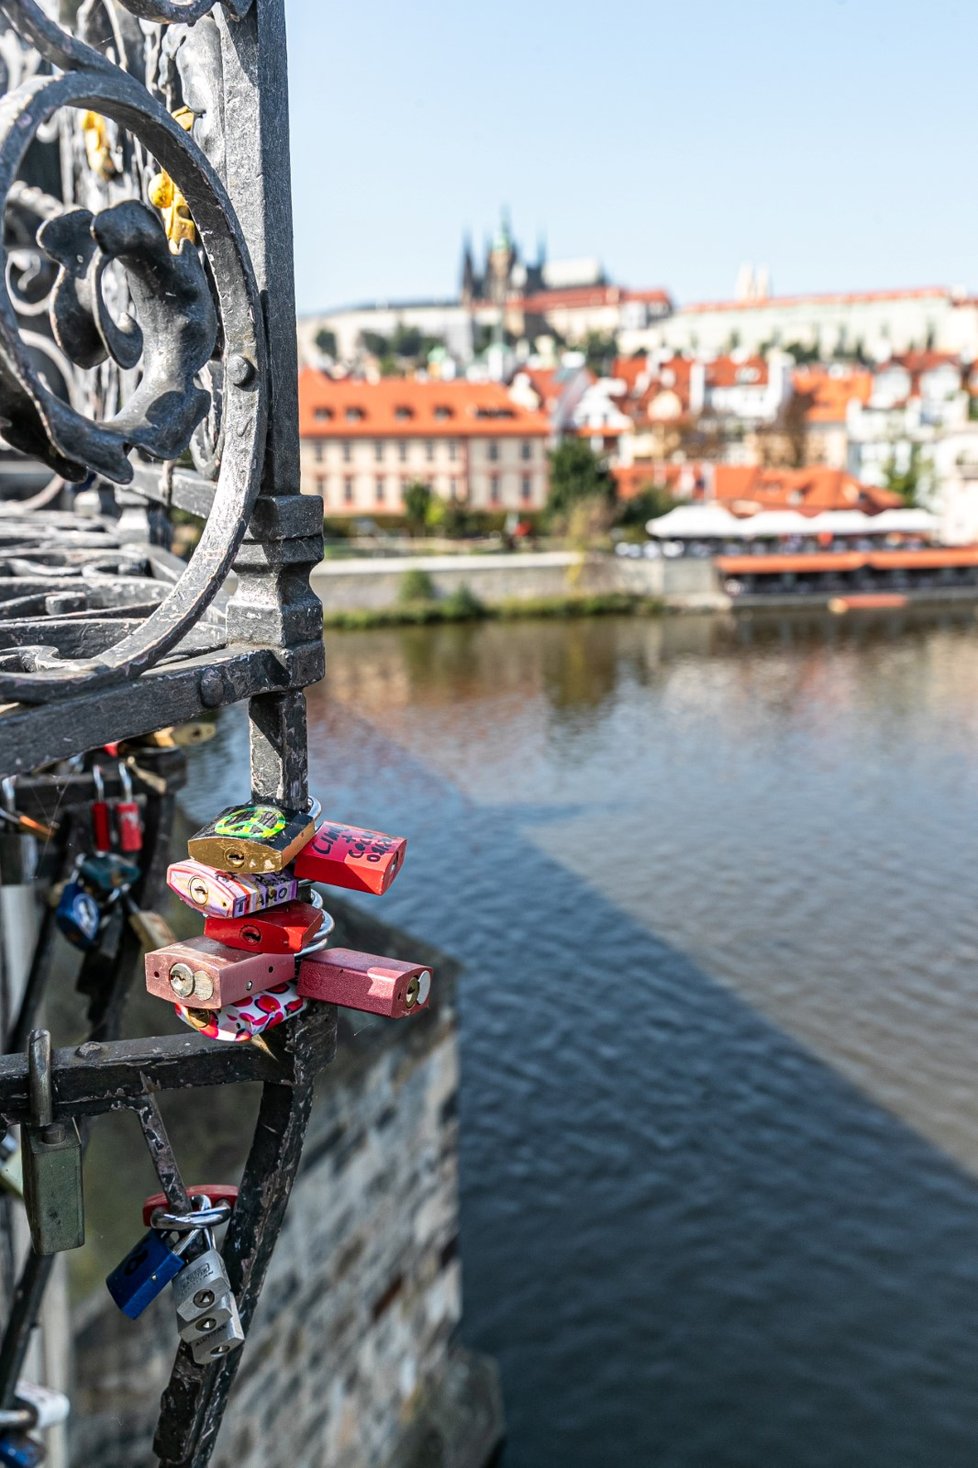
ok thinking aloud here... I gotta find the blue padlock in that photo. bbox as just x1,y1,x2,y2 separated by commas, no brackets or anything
79,853,140,895
0,1433,44,1467
54,882,101,950
106,1229,195,1319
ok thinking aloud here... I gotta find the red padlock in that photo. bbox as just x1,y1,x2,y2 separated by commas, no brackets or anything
141,1185,239,1227
90,765,112,854
297,946,432,1019
204,900,324,955
115,763,143,854
145,937,296,1010
293,820,407,896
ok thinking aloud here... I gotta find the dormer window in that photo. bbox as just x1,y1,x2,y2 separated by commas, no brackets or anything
394,406,414,421
314,407,333,421
344,406,364,422
434,405,453,420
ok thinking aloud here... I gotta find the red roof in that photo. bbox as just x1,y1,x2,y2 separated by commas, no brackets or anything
713,465,901,515
706,355,769,388
516,285,672,314
299,370,550,439
792,368,873,423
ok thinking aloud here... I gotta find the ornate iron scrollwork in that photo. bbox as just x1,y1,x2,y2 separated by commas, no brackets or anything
0,0,267,703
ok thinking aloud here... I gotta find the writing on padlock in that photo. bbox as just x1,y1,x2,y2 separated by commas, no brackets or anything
294,819,407,896
203,899,323,955
145,937,296,1009
187,800,320,875
22,1031,84,1257
297,948,433,1019
167,861,298,919
177,981,306,1044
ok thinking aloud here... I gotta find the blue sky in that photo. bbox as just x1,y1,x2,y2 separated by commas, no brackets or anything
286,0,977,314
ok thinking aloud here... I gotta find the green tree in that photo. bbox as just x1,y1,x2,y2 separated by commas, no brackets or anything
883,443,930,507
547,439,616,520
360,330,390,358
315,327,337,358
581,330,617,376
403,480,432,536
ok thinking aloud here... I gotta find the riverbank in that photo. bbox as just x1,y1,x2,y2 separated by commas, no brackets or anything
322,589,664,630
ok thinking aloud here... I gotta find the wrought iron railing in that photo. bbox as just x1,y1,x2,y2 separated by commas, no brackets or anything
0,4,331,1463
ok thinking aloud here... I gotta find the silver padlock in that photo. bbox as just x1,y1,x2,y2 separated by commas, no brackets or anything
190,1292,245,1365
172,1246,235,1343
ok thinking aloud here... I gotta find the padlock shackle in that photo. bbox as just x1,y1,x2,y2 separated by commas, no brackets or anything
151,1202,231,1232
91,764,105,802
117,760,134,802
27,1030,53,1131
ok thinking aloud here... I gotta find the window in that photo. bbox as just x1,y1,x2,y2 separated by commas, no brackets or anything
434,405,453,420
341,440,351,462
487,441,499,462
398,441,408,462
374,440,384,462
344,407,363,422
343,476,353,504
314,407,333,421
521,476,532,503
316,475,326,498
448,439,457,461
314,441,324,462
425,440,434,462
394,406,414,421
450,478,458,502
490,474,501,505
521,440,532,461
375,476,385,504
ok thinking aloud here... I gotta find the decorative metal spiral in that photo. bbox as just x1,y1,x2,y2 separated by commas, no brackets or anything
0,0,267,703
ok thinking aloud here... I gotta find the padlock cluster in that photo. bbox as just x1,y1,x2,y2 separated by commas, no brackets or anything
148,797,433,1043
106,1189,244,1364
54,758,175,954
0,1381,71,1467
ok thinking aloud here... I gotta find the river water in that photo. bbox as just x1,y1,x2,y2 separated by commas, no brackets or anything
188,608,978,1467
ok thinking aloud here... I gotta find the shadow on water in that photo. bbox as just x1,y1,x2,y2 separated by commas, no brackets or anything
183,608,978,1468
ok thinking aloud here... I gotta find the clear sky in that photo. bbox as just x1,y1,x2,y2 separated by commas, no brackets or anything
286,0,977,315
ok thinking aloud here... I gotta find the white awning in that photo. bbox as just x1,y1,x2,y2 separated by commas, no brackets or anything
646,504,940,540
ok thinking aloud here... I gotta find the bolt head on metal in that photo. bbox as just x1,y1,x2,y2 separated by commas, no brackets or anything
168,963,195,999
227,353,255,387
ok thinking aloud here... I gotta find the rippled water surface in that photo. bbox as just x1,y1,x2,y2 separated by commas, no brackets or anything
187,609,978,1467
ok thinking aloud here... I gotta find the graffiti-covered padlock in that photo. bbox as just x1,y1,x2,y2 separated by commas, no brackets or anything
187,799,320,875
22,1031,84,1256
54,878,100,951
106,1227,200,1319
145,937,296,1010
204,899,324,955
294,819,407,896
297,947,433,1019
167,860,298,919
114,763,143,855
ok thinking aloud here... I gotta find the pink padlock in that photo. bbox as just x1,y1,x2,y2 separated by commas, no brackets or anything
166,860,298,919
145,937,295,1010
297,947,432,1019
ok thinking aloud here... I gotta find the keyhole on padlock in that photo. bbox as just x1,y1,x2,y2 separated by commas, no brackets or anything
405,976,420,1009
194,1289,215,1309
225,849,245,869
241,925,261,945
189,878,209,906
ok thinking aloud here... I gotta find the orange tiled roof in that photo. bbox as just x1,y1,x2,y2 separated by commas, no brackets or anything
299,370,551,439
516,285,672,314
705,355,769,388
792,368,873,423
713,465,902,515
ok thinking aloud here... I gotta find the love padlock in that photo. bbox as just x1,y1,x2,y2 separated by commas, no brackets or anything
297,948,432,1019
187,800,320,875
176,982,306,1044
293,820,406,896
141,1185,238,1227
167,860,298,919
203,899,323,955
145,937,296,1010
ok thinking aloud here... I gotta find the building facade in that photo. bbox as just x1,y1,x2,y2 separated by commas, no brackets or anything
299,371,552,516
